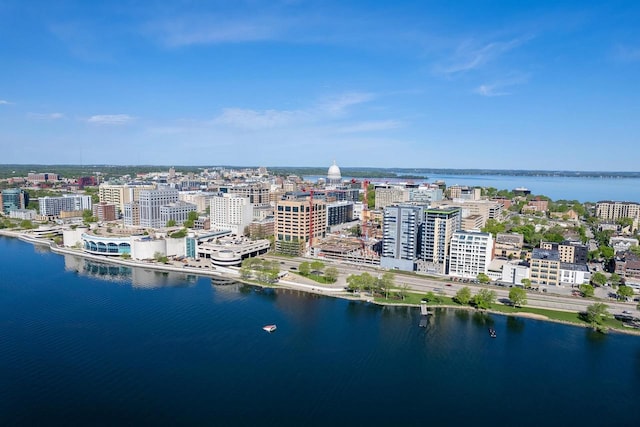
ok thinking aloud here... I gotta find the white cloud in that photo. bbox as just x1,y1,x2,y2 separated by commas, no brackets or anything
435,37,530,75
87,114,134,125
320,92,375,115
0,99,12,105
27,112,65,120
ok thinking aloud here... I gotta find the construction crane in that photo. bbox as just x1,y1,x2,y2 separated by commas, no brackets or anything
308,188,315,248
361,180,370,241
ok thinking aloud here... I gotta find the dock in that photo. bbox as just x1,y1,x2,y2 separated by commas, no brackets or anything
420,303,431,316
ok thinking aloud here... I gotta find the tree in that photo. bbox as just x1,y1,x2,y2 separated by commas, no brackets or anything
399,283,410,300
617,285,634,301
188,211,198,221
324,267,338,283
19,220,35,229
454,287,472,305
579,284,594,297
310,260,325,273
298,261,311,276
378,272,395,299
520,278,532,289
473,289,497,309
590,272,607,287
583,303,610,329
609,273,621,288
166,219,177,227
477,273,490,284
599,246,614,262
482,218,506,237
509,287,527,307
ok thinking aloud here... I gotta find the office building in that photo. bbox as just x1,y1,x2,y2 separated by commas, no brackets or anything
139,188,179,228
210,194,254,235
1,188,29,214
275,199,326,256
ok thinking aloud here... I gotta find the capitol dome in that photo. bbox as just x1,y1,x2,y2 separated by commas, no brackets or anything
327,160,341,181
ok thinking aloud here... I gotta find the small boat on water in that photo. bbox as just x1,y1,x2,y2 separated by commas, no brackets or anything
263,324,277,332
489,328,497,338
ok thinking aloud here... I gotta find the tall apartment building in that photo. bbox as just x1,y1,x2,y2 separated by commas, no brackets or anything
448,185,481,200
380,205,425,271
540,241,588,264
1,188,29,214
274,199,326,256
99,183,155,214
38,195,92,217
448,231,494,279
327,201,354,228
595,201,640,232
139,188,179,228
210,194,254,235
123,202,140,227
374,185,408,209
432,199,503,228
418,207,461,274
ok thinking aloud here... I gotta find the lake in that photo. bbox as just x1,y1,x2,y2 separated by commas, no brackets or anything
1,237,639,426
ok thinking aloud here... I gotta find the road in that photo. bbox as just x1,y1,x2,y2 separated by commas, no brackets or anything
265,255,639,317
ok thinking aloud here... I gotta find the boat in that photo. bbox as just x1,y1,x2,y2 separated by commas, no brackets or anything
489,328,497,338
263,324,277,332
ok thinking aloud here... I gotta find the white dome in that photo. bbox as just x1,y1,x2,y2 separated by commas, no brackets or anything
327,161,341,180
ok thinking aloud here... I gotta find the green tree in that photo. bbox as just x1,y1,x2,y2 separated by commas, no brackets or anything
482,219,506,237
346,274,363,293
617,285,634,301
324,267,338,283
310,260,325,272
473,289,497,309
166,219,177,227
399,283,410,300
590,272,607,287
188,211,198,221
378,272,395,299
19,220,35,229
583,303,610,329
509,287,527,307
477,273,490,284
609,273,621,288
599,246,614,262
579,283,594,297
520,278,532,289
454,287,472,305
299,261,311,276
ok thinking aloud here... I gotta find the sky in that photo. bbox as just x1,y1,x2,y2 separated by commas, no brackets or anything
0,0,639,170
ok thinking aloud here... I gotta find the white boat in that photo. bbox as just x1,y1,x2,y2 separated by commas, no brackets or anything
263,324,277,332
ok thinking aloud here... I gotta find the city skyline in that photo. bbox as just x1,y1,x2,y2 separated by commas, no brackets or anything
1,1,639,170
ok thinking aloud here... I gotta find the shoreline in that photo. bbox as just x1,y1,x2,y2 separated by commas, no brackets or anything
2,229,639,336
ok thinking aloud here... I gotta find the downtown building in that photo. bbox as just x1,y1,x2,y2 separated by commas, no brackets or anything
38,195,92,217
99,183,156,215
1,188,29,214
448,231,494,279
380,205,425,271
417,207,461,274
595,201,640,232
274,198,326,256
138,188,179,228
209,194,254,236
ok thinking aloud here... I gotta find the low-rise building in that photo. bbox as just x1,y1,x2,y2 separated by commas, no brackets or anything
494,232,524,259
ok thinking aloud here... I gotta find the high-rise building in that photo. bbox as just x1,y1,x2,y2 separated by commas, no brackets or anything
227,183,271,206
374,185,408,209
139,188,179,228
418,207,461,274
99,183,156,215
380,205,425,271
1,188,29,214
210,194,254,235
595,201,640,232
448,231,494,279
274,199,326,256
38,195,92,217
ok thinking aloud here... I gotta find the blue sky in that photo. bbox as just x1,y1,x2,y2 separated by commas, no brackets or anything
1,0,639,170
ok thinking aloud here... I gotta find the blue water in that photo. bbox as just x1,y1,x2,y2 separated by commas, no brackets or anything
304,174,640,202
1,237,639,426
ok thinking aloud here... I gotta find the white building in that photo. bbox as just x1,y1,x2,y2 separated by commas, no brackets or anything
9,209,37,220
39,195,92,217
210,194,254,236
139,188,179,228
448,230,493,279
501,261,531,286
179,191,216,213
160,201,197,226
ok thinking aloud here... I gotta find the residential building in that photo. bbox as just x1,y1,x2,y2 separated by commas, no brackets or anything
274,198,326,256
99,183,155,214
93,202,117,222
540,240,588,264
210,194,254,236
227,183,271,206
614,251,640,281
1,188,29,214
408,185,443,203
461,214,483,231
448,231,494,279
39,195,92,217
448,185,481,200
595,201,640,232
530,248,560,287
327,201,354,228
610,236,639,254
123,202,140,227
494,233,524,258
179,191,217,213
380,205,424,271
374,185,408,209
417,207,461,274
